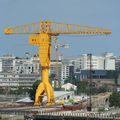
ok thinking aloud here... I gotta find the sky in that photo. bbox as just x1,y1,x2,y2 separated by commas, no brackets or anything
0,0,120,58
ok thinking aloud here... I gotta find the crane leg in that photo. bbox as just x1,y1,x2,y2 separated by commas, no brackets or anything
45,82,54,104
34,34,54,106
34,69,54,106
34,82,45,106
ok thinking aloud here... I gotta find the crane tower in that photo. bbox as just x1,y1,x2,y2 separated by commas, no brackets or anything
4,21,112,106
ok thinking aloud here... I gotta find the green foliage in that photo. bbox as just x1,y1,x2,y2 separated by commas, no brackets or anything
98,107,105,112
49,74,55,82
0,88,4,94
77,81,88,94
29,79,40,100
109,92,120,108
64,76,74,84
97,85,109,93
64,76,90,94
68,98,74,104
64,75,110,95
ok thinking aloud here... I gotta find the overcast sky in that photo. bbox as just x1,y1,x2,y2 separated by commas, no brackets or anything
0,0,120,58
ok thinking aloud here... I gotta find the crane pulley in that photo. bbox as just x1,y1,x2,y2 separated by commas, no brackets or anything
4,21,112,106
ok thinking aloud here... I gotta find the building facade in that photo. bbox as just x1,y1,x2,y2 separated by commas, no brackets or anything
115,56,120,71
1,54,15,73
0,54,40,89
61,53,115,83
50,60,62,81
74,53,115,71
0,52,116,89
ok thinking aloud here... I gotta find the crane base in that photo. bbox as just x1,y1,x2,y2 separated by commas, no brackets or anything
34,82,54,106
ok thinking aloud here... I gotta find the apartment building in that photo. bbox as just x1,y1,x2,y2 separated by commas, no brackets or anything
61,58,75,84
0,54,40,89
13,57,40,75
102,52,115,70
115,56,120,71
1,54,15,73
74,53,115,71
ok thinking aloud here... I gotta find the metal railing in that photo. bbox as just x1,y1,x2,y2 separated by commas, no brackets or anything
0,110,120,120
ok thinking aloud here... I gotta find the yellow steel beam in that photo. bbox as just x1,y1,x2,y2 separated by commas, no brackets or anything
4,21,112,35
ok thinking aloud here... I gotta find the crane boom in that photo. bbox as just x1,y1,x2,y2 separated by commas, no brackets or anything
4,21,112,35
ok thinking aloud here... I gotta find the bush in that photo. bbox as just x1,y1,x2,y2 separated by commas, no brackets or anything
29,79,40,100
109,92,120,108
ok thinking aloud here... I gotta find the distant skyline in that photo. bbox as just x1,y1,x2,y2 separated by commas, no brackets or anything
0,52,119,59
0,0,120,58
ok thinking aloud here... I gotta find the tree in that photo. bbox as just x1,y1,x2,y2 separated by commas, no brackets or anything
97,85,109,93
64,75,79,85
49,74,55,82
29,79,40,100
77,81,88,94
64,76,73,84
109,92,120,108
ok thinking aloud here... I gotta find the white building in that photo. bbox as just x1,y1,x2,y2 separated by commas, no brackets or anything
101,52,115,70
13,56,40,75
61,83,77,91
61,58,76,84
74,53,115,71
0,59,2,72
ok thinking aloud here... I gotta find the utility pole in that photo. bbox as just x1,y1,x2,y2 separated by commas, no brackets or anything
87,53,92,111
54,36,59,89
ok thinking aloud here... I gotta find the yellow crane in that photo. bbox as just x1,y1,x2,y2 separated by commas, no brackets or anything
4,21,112,106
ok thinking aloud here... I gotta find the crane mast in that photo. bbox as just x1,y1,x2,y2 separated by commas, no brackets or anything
4,21,112,106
